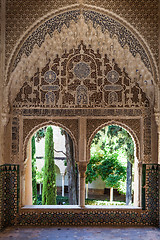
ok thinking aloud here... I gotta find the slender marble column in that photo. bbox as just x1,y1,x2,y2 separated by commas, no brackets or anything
39,183,42,195
78,163,87,207
25,139,33,205
133,157,140,207
85,183,88,199
61,173,65,197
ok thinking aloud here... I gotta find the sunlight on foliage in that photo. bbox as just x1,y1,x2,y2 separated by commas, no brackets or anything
86,125,134,195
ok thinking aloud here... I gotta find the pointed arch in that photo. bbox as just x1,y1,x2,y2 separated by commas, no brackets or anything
87,120,142,207
87,120,140,162
23,120,77,163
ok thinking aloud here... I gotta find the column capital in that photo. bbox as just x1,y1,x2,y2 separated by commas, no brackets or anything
60,172,65,176
78,162,87,177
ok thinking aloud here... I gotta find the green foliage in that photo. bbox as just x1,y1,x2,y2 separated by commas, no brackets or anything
85,155,99,183
86,125,134,195
37,194,42,205
42,126,57,205
107,125,134,164
86,150,126,190
56,196,69,205
99,154,126,189
92,128,106,145
35,128,46,142
85,199,126,206
32,136,38,205
37,195,69,205
36,167,44,183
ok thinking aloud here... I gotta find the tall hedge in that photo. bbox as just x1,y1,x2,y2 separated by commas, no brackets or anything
32,136,37,205
42,126,57,205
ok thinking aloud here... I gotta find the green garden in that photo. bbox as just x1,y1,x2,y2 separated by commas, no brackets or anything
32,125,134,206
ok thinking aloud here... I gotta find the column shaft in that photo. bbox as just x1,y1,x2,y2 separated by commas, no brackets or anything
79,172,86,207
85,183,88,199
78,117,87,207
25,139,33,205
61,173,65,197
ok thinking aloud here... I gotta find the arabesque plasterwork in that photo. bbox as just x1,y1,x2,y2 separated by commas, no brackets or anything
5,10,156,113
12,42,150,110
6,8,153,167
5,0,158,66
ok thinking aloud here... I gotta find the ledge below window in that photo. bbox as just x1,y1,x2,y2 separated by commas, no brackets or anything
21,205,142,211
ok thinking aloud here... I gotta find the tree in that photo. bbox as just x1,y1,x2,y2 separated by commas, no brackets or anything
107,125,134,205
36,167,44,184
42,126,57,205
36,167,44,198
35,128,46,142
32,136,37,205
35,126,78,205
86,150,126,202
62,130,78,205
86,125,134,204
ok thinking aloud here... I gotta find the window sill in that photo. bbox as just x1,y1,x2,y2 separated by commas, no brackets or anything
21,205,142,211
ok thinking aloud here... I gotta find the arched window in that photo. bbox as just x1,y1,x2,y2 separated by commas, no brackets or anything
23,124,78,206
86,124,141,207
22,121,141,208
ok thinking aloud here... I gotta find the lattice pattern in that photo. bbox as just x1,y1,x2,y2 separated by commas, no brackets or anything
145,164,159,226
83,10,152,72
0,165,19,229
12,117,19,158
143,109,152,163
0,164,159,227
0,166,3,230
145,165,159,210
13,108,143,117
12,10,80,71
17,207,157,227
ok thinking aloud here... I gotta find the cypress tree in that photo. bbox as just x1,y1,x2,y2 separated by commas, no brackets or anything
32,136,37,204
42,126,57,205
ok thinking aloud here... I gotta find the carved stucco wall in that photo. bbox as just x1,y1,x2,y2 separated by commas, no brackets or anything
4,1,156,166
0,1,1,47
11,44,152,165
5,0,159,66
86,0,159,64
12,42,150,109
1,0,159,230
4,9,157,118
4,3,154,168
6,0,77,62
